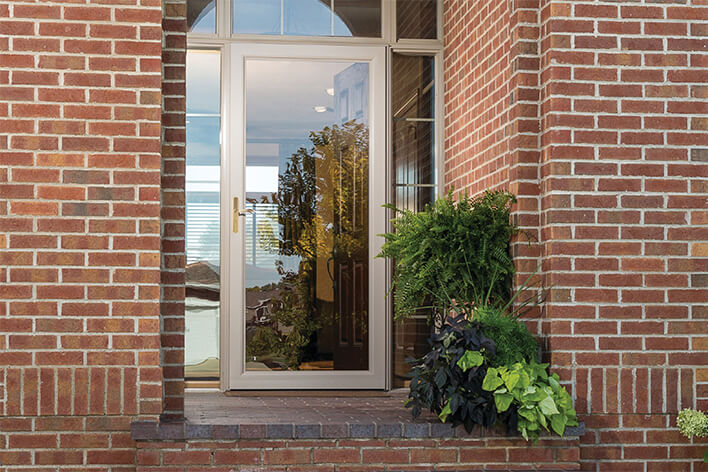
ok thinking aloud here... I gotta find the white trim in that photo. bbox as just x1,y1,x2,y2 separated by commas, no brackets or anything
226,44,387,390
219,43,231,392
384,45,392,390
187,1,444,392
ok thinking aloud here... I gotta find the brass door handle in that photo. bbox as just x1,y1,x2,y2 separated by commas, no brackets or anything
233,197,255,234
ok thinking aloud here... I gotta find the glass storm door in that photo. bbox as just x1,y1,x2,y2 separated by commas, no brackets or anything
225,44,386,389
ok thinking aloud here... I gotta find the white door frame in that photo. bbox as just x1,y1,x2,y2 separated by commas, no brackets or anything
221,43,387,390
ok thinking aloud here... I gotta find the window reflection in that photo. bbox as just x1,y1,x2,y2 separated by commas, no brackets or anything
233,0,280,35
188,0,216,34
244,60,370,371
391,53,436,387
334,0,381,37
397,0,437,40
233,0,381,37
185,50,221,379
284,0,331,36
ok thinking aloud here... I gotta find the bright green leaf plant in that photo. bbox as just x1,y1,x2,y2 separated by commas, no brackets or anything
482,360,579,442
677,408,708,462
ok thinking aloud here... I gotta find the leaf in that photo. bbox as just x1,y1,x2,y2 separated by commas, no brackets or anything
518,408,536,421
483,368,504,391
533,362,549,380
548,375,561,393
504,371,520,391
457,350,484,371
449,393,464,416
538,396,560,416
434,368,447,388
557,390,573,410
536,407,548,429
494,392,514,412
439,401,452,423
519,370,531,389
551,413,566,437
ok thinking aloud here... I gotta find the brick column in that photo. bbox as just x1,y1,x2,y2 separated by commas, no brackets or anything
160,0,187,420
0,0,163,467
538,1,708,468
445,0,708,469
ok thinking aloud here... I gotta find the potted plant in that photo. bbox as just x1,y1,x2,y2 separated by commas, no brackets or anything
379,190,578,441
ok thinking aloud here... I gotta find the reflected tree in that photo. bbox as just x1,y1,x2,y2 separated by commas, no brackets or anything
246,120,369,370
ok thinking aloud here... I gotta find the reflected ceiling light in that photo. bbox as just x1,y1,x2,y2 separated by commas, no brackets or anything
314,106,333,113
326,88,334,96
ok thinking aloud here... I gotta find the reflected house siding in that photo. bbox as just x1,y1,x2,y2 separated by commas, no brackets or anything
186,199,220,265
244,138,308,288
334,63,370,125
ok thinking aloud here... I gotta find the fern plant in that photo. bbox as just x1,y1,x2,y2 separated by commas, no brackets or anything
378,190,518,322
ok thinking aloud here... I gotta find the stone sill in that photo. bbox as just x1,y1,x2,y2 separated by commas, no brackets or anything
131,390,584,441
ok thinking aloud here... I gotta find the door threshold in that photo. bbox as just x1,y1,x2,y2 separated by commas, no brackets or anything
224,390,391,397
185,380,220,389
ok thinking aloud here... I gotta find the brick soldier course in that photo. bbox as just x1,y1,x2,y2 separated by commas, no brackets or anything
0,0,706,470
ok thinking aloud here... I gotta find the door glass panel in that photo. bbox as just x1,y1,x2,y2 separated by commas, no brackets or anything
185,50,221,379
390,53,436,387
244,59,370,372
233,0,381,37
397,0,437,40
188,0,216,33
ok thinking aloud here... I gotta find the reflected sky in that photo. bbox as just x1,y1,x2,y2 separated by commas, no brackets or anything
189,0,216,33
234,0,349,36
187,50,221,115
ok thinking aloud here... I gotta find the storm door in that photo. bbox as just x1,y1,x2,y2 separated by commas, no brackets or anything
224,44,386,389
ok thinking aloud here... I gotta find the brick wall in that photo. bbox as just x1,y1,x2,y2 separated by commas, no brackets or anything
0,0,164,468
539,2,708,470
1,0,706,469
135,437,581,471
444,0,708,470
444,0,512,193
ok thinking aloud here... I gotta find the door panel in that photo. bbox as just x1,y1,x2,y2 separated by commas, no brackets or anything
226,44,386,389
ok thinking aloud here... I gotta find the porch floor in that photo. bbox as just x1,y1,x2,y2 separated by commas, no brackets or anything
185,389,433,426
131,391,584,441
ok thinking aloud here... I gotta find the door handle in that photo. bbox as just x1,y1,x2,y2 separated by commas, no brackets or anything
233,197,255,234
